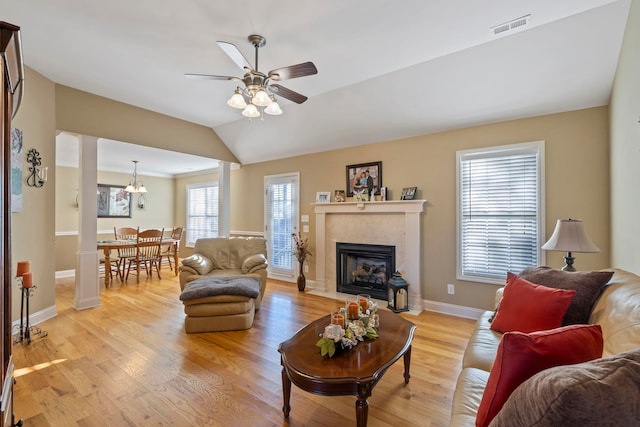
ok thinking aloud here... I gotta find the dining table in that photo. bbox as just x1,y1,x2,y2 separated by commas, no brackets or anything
97,238,180,287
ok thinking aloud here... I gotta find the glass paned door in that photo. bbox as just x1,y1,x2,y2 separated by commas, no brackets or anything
264,173,299,277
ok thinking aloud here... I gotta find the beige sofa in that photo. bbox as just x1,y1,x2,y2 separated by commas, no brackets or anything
178,237,268,333
450,268,640,426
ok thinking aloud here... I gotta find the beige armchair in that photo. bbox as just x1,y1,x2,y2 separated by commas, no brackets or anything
178,237,268,333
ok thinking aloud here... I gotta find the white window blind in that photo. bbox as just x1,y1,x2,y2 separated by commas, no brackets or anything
457,142,544,283
265,173,299,276
186,182,219,246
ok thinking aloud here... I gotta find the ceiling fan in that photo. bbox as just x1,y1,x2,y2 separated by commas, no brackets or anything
185,34,318,118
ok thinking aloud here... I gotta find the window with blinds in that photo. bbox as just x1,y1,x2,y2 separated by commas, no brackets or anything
457,141,545,284
265,173,299,276
186,182,219,246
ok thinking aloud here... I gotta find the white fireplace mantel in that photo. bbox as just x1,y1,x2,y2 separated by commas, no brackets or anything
313,200,425,312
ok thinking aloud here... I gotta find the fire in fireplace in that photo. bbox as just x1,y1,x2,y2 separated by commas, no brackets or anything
336,242,396,300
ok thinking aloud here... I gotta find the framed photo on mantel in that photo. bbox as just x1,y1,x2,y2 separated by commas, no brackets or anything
401,187,417,200
346,161,382,197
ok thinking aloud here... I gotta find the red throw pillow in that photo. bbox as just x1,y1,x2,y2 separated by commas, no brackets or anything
490,273,576,333
476,324,603,427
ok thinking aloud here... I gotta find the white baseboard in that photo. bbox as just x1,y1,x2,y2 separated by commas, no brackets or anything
12,304,57,337
56,269,76,278
422,299,485,320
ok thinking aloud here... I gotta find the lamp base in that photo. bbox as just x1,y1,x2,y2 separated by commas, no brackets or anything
562,252,576,272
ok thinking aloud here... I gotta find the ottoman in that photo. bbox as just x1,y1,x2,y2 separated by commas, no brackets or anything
179,276,261,333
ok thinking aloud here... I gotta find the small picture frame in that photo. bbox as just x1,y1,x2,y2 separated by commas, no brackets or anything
380,187,387,201
401,187,417,200
334,190,346,202
316,191,331,203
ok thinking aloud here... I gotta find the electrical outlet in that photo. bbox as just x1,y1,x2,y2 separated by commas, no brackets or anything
447,284,455,295
304,265,309,273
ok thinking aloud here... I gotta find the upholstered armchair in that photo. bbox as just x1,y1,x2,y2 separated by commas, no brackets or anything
179,237,268,308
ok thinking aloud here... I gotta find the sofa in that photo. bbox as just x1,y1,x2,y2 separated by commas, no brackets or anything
178,237,268,333
450,268,640,427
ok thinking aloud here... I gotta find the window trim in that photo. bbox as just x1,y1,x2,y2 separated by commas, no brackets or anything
185,181,219,248
456,141,546,285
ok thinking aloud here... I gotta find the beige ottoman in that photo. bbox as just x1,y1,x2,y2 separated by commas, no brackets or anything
179,277,260,333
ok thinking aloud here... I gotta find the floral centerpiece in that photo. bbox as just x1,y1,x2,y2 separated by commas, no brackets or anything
292,232,312,291
316,297,380,358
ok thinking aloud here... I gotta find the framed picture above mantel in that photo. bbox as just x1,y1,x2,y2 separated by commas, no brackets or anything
346,161,382,197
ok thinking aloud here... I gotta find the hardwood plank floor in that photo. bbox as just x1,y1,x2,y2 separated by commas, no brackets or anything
12,272,476,427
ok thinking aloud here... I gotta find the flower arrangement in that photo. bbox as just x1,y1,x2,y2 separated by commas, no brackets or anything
316,298,379,358
291,232,312,262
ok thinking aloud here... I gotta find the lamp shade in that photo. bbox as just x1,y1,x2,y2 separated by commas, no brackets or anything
541,219,600,253
242,103,260,118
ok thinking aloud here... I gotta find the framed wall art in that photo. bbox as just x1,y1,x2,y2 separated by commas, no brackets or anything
346,161,382,197
97,183,133,218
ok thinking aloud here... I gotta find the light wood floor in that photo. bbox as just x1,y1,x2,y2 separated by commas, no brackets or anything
12,271,476,427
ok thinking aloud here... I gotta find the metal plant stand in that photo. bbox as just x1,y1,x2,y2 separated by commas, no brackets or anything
13,283,47,345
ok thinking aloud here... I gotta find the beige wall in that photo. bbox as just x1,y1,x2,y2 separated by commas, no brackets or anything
54,85,238,163
11,67,57,318
610,0,640,273
225,107,611,310
54,166,176,271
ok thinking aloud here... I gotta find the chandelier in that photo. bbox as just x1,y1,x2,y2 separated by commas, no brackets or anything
124,160,147,193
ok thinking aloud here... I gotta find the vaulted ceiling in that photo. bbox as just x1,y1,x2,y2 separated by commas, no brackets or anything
3,0,632,172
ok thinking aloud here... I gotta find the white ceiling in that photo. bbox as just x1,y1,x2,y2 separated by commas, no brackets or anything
3,0,632,171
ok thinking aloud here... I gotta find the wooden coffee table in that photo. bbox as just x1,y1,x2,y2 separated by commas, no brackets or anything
278,309,416,427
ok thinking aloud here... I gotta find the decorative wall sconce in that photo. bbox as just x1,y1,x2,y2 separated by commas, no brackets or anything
26,148,47,187
137,194,146,209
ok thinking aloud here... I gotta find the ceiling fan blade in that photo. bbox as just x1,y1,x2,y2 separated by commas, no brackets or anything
217,41,253,71
184,73,242,82
268,62,318,81
269,84,308,104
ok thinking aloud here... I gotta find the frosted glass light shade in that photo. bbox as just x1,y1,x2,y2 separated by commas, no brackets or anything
227,92,247,109
252,89,271,107
264,101,282,115
242,103,260,118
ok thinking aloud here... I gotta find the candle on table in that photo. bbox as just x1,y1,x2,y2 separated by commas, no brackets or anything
16,261,30,277
331,313,345,328
347,302,359,320
21,272,33,288
359,297,369,311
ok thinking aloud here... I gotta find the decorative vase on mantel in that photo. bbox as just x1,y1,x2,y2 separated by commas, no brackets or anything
297,259,306,291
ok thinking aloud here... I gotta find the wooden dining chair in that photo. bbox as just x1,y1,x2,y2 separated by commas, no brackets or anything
126,228,164,283
160,226,184,272
114,227,138,279
99,250,121,282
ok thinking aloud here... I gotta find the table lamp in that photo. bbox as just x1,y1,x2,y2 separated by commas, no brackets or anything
541,219,600,271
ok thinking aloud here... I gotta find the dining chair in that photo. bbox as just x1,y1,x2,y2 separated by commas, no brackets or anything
114,227,138,279
99,250,121,282
160,226,184,272
126,228,164,283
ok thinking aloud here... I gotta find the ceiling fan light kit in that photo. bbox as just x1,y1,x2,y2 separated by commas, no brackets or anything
186,34,317,119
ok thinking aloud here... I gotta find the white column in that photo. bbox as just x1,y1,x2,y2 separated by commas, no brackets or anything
75,135,100,310
405,211,423,311
218,161,231,237
315,212,327,291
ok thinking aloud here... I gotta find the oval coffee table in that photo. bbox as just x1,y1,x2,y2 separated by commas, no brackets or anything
278,309,416,427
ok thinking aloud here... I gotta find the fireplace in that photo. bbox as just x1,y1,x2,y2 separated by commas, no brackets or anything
336,242,396,300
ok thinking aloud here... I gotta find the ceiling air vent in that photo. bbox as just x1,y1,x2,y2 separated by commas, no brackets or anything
491,14,531,37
